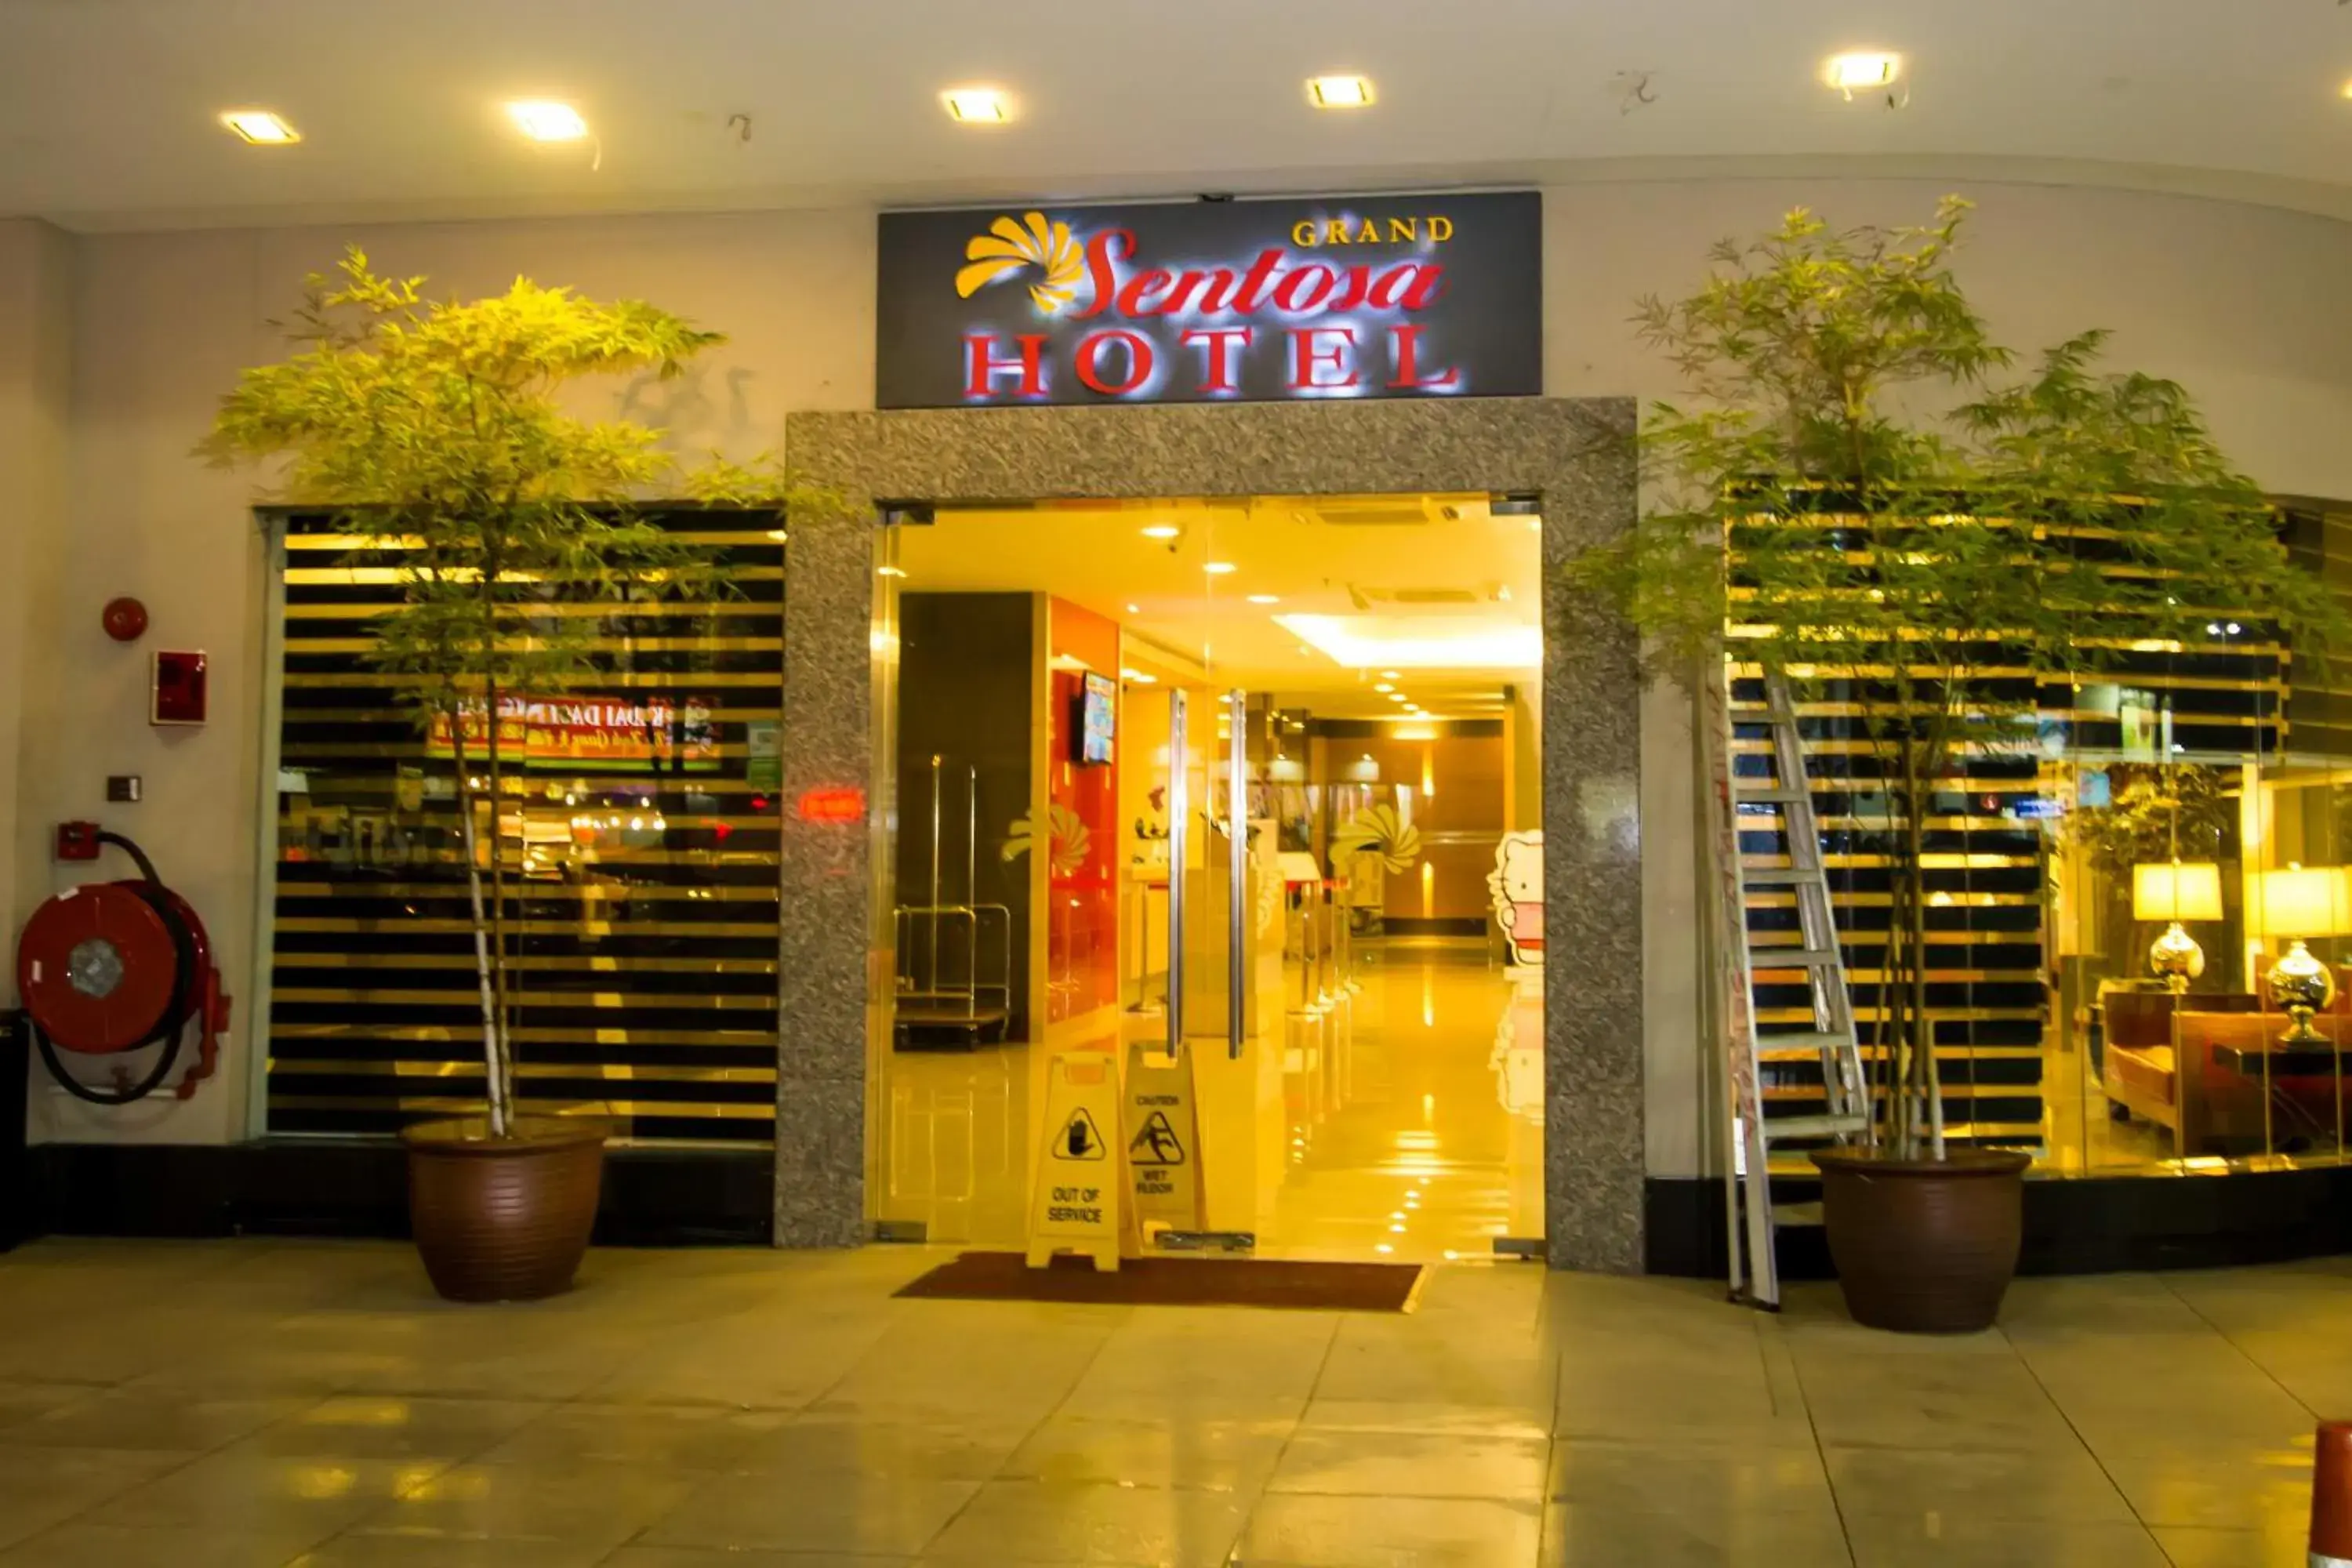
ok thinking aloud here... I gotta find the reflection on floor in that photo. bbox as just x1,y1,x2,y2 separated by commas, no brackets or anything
1268,938,1543,1261
880,935,1543,1261
0,1236,2342,1566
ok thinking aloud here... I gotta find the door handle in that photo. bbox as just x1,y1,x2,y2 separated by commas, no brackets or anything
1166,688,1186,1057
1229,689,1247,1062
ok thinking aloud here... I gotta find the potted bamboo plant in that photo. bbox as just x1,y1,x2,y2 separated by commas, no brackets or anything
1570,198,2348,1331
204,249,735,1301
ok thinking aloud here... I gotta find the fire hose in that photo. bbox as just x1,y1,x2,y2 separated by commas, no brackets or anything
15,831,226,1105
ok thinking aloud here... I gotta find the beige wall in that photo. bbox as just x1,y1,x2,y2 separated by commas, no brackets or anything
14,179,2352,1155
16,211,873,1145
1544,180,2352,497
0,220,74,1000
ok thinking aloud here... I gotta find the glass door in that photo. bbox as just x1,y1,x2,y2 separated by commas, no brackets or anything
1165,687,1188,1051
1173,505,1276,1246
862,492,1545,1259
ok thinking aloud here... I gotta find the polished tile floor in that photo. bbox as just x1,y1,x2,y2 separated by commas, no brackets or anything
879,937,1544,1259
0,1237,2343,1564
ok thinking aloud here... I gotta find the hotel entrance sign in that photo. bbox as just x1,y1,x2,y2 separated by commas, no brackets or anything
875,192,1542,408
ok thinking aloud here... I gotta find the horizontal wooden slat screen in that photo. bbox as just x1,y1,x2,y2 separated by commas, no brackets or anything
1727,503,2310,1158
264,509,784,1145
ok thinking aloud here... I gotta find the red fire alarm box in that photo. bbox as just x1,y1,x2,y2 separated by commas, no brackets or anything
151,650,208,726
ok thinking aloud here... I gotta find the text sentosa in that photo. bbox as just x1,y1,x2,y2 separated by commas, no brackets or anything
963,222,1465,401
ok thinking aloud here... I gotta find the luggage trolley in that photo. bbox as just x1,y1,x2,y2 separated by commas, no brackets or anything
894,756,1013,1050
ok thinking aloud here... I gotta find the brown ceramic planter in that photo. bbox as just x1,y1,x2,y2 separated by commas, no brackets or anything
1809,1147,2031,1334
402,1116,606,1302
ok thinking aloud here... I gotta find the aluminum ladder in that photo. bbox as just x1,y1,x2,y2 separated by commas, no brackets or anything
1715,669,1874,1311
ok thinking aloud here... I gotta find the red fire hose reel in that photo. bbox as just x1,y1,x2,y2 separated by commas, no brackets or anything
16,831,227,1105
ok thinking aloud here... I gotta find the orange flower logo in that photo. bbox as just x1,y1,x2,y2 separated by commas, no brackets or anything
956,212,1086,314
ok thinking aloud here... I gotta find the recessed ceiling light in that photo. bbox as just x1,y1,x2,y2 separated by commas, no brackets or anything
1142,524,1180,539
1247,594,1280,605
1823,52,1902,93
1308,75,1375,110
1282,616,1541,670
220,110,299,145
942,86,1013,123
1374,684,1395,693
1380,670,1401,680
506,100,588,142
1125,603,1140,614
1203,561,1237,575
1120,667,1157,684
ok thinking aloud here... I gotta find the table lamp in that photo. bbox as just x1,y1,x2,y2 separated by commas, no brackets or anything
2256,863,2352,1044
2133,859,2223,990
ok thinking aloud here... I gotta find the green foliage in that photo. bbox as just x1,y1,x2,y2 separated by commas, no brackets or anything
1577,200,2347,701
2067,764,2230,873
200,248,804,1137
1567,198,2352,1156
201,248,734,719
687,451,844,520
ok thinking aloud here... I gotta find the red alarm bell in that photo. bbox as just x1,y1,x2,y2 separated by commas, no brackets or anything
102,597,148,643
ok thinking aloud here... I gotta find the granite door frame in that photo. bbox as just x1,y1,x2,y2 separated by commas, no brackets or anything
778,397,1645,1272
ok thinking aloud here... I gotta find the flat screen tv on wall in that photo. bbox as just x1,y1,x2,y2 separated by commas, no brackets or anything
1075,672,1116,766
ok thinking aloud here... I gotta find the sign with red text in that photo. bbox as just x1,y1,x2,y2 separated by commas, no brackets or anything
875,192,1541,408
426,694,718,773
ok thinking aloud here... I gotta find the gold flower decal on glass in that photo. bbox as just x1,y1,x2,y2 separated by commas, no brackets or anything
1004,802,1092,877
1331,802,1423,874
956,212,1086,314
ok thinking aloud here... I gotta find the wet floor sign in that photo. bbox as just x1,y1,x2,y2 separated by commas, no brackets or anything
1027,1052,1122,1272
1124,1045,1200,1243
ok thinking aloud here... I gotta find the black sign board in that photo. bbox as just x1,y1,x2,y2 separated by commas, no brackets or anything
874,191,1542,409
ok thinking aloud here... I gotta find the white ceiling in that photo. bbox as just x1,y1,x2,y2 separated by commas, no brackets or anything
897,495,1540,720
6,0,2352,230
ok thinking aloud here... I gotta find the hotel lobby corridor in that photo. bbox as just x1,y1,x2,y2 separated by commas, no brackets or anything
0,1235,2339,1566
881,935,1543,1262
1256,936,1543,1262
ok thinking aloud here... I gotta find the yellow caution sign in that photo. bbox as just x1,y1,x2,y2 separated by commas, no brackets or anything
1027,1051,1123,1272
1124,1045,1201,1243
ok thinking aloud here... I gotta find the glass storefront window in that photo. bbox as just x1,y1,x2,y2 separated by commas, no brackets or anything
261,509,785,1145
2054,748,2352,1174
1743,504,2352,1184
2027,564,2352,1177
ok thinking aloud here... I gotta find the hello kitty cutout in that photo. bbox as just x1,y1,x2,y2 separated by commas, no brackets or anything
1490,831,1544,967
